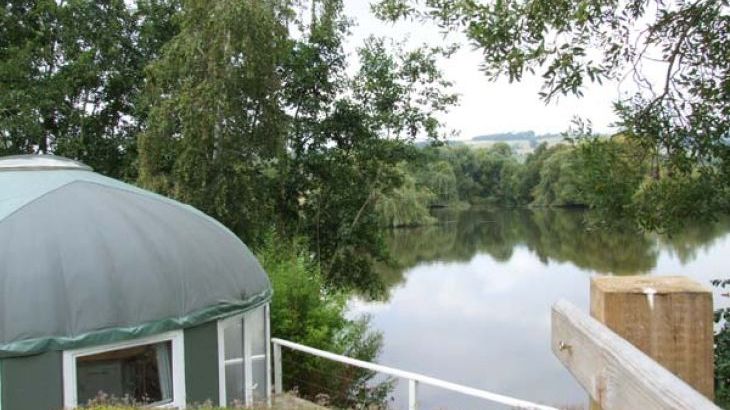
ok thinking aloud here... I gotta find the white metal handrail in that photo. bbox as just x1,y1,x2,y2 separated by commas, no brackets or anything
271,337,558,410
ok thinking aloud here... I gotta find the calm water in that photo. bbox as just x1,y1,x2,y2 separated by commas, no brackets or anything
350,208,730,409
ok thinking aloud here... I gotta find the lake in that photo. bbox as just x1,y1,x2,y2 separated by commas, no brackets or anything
349,208,730,409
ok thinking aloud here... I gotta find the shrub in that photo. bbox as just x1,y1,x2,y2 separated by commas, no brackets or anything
257,234,394,408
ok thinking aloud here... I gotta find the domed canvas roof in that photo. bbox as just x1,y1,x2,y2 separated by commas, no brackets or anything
0,155,271,357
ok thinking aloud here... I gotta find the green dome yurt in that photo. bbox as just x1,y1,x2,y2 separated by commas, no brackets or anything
0,155,272,409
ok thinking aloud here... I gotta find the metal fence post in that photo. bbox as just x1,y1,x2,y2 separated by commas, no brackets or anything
273,341,283,395
265,304,272,407
409,379,418,410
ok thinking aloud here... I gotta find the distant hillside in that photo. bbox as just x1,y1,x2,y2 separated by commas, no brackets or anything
473,131,536,141
413,131,564,151
472,131,561,142
413,139,465,148
415,131,563,152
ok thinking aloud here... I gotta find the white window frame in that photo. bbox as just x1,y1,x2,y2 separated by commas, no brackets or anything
62,330,186,409
217,303,271,407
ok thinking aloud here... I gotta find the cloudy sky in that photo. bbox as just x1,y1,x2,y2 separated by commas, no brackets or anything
342,2,625,140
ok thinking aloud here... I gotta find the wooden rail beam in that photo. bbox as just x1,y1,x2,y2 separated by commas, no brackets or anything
551,300,719,410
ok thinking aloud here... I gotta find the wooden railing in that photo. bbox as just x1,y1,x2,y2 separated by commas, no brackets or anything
552,299,720,409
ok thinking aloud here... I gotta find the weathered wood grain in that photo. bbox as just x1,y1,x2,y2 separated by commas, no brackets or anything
591,276,714,398
552,299,719,410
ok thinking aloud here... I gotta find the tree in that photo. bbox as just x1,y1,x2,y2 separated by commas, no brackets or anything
275,2,457,294
439,145,482,201
375,164,437,227
531,145,584,207
421,159,458,204
138,0,289,243
515,142,551,204
471,143,519,203
425,144,525,205
0,0,178,179
137,0,456,294
373,0,730,231
567,128,647,221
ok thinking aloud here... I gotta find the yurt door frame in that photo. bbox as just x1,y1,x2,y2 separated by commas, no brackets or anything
217,303,271,406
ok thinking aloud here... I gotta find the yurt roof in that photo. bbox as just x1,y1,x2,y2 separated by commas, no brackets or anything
0,155,271,357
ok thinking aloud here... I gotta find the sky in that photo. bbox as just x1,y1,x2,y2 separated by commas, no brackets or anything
342,2,624,140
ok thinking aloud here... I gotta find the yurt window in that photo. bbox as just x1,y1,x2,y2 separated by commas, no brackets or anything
217,304,271,406
62,331,185,408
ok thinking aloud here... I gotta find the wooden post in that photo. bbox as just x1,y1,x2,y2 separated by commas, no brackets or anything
590,275,714,400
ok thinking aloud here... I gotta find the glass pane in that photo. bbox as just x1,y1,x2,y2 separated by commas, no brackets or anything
76,341,173,406
251,357,267,404
222,316,246,405
223,318,243,360
225,362,245,406
248,307,266,356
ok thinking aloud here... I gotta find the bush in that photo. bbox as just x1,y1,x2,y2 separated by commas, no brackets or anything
257,234,394,408
713,280,730,408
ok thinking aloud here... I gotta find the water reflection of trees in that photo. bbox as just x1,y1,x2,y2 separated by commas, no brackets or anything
376,208,730,298
657,220,730,264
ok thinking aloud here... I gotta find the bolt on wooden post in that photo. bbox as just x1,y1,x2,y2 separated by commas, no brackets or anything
590,275,714,405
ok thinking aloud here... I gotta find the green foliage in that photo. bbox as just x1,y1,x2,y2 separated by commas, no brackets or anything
423,144,526,206
713,280,730,408
351,36,458,140
0,0,179,179
514,142,553,204
138,0,288,243
574,137,645,218
133,0,457,293
531,146,583,207
257,235,393,408
402,142,590,211
374,0,730,232
422,160,459,204
375,165,437,228
272,4,457,293
399,131,714,228
634,172,729,234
